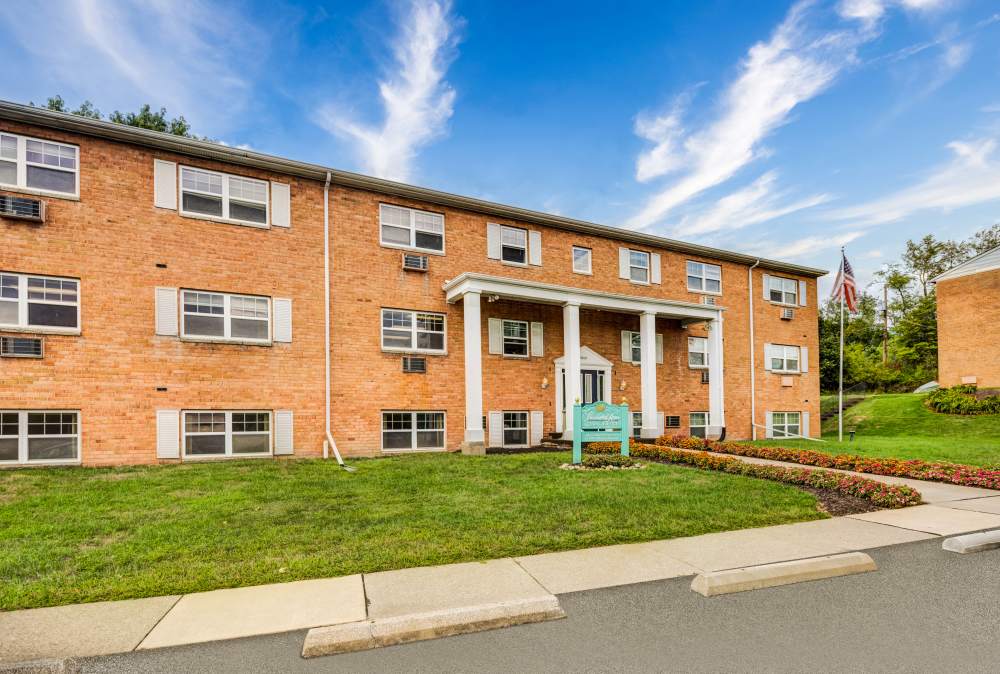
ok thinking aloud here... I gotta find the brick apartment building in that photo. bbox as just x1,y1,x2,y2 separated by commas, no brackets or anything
933,244,1000,389
0,101,825,466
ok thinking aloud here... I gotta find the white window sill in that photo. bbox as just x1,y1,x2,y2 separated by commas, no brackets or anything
501,353,530,359
181,453,273,462
1,459,81,468
179,336,273,347
767,300,801,308
573,269,593,276
0,184,80,201
629,279,650,286
381,447,446,454
769,370,802,375
381,347,448,357
689,289,722,296
500,259,529,268
379,241,446,257
688,365,709,370
177,210,271,230
0,325,81,336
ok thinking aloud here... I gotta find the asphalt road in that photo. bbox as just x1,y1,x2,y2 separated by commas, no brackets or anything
82,537,1000,673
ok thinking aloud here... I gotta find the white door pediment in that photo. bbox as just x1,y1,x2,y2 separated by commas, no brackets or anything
555,345,613,370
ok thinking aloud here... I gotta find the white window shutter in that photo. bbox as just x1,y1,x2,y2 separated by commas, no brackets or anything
763,343,773,371
656,333,664,364
800,346,809,373
801,411,810,438
488,411,503,447
764,411,774,439
530,321,544,357
618,248,630,279
656,411,665,437
155,287,178,336
273,298,292,343
650,253,662,284
156,410,180,459
530,411,544,446
762,274,771,300
528,230,542,266
488,318,502,354
274,410,294,455
271,182,291,228
621,330,632,362
153,159,176,209
799,280,808,306
487,223,502,260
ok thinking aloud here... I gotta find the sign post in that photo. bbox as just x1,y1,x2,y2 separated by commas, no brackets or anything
572,400,630,464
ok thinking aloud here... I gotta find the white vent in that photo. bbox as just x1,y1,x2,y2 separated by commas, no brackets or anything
402,253,429,272
701,295,716,306
781,307,795,320
0,195,45,222
0,335,43,358
402,356,426,373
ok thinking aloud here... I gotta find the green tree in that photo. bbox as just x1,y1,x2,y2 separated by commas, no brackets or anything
34,96,194,137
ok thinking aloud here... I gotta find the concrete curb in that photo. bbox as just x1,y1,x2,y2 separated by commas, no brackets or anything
301,596,566,658
942,529,1000,554
0,659,79,674
690,552,877,597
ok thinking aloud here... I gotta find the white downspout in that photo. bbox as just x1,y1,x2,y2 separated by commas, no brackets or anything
323,171,353,471
748,259,760,441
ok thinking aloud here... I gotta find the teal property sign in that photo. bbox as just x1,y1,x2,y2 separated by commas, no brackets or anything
572,401,630,464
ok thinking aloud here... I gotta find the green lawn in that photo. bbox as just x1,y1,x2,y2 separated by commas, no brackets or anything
756,393,1000,466
0,452,823,611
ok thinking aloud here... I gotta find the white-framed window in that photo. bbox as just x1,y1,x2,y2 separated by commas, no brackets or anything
183,410,271,458
771,412,801,438
688,336,708,368
503,411,529,447
768,275,798,305
181,290,270,343
180,166,269,226
0,410,80,464
572,246,592,274
689,412,709,439
769,344,801,373
0,132,79,197
502,319,529,357
687,261,721,293
629,331,642,363
631,412,643,439
500,225,528,264
381,309,446,354
0,272,80,331
379,204,445,253
381,411,446,451
629,250,650,283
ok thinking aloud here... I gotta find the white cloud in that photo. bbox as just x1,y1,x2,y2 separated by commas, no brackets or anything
983,103,1000,113
746,230,864,261
316,0,461,182
827,137,1000,225
669,171,831,237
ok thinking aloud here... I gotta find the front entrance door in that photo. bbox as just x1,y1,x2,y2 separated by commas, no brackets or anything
580,369,605,405
554,346,614,435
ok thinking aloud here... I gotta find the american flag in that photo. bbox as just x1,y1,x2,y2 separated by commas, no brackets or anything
830,250,858,313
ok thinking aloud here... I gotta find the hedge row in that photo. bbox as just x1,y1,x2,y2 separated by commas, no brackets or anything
587,441,921,509
656,435,1000,491
926,385,1000,415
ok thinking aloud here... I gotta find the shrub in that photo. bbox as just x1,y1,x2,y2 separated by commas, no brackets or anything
586,441,921,509
581,454,638,469
926,386,1000,415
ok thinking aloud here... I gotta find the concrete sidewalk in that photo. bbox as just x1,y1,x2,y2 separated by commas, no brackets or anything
3,471,999,665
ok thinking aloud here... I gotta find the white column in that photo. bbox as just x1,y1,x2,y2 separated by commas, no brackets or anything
639,311,658,438
708,313,726,434
463,291,484,445
562,302,581,440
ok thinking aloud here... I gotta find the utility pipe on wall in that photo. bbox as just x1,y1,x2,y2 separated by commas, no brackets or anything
748,258,760,441
323,171,353,471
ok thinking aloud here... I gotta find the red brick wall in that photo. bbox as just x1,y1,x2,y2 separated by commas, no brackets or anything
936,270,1000,388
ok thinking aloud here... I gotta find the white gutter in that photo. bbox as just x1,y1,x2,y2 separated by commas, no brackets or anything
322,171,353,471
748,259,760,441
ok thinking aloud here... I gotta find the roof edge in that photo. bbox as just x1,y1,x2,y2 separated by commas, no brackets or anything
931,243,1000,283
0,100,827,278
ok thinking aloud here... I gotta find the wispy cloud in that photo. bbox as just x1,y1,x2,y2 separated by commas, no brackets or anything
669,171,831,238
827,137,1000,225
316,0,461,182
746,230,864,261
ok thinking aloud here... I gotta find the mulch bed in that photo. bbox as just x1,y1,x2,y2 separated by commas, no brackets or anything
795,484,882,516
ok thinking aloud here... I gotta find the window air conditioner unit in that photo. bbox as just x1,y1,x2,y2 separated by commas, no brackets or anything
0,335,44,358
402,356,427,373
780,307,795,320
0,195,45,222
701,295,716,306
402,253,429,272
665,416,681,429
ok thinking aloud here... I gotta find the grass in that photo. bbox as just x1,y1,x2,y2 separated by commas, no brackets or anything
0,452,824,611
756,393,1000,467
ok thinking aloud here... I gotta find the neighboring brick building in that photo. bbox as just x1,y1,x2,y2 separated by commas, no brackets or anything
933,245,1000,389
0,101,825,466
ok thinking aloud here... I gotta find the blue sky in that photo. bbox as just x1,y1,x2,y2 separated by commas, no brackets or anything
3,1,999,292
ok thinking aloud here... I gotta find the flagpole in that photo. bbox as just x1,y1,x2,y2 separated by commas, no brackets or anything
838,248,845,443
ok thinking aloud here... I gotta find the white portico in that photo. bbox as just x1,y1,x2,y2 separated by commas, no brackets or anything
444,273,726,448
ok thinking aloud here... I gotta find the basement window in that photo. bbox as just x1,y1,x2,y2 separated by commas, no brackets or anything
689,412,709,439
0,410,80,464
183,411,271,458
381,411,445,451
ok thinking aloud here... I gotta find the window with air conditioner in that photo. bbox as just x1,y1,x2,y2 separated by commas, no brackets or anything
0,272,79,331
180,166,269,226
0,132,79,197
0,336,43,357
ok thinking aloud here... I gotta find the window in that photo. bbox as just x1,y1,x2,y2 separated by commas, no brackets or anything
502,320,529,357
180,166,268,226
0,411,79,464
503,411,529,447
501,226,528,264
381,309,446,353
771,412,801,438
768,275,798,305
379,204,444,253
183,411,271,457
0,272,79,331
631,412,643,439
769,344,801,373
181,290,270,343
381,411,445,451
629,331,642,363
0,132,79,196
572,246,592,274
629,250,650,283
688,337,708,368
689,412,709,439
687,261,721,293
